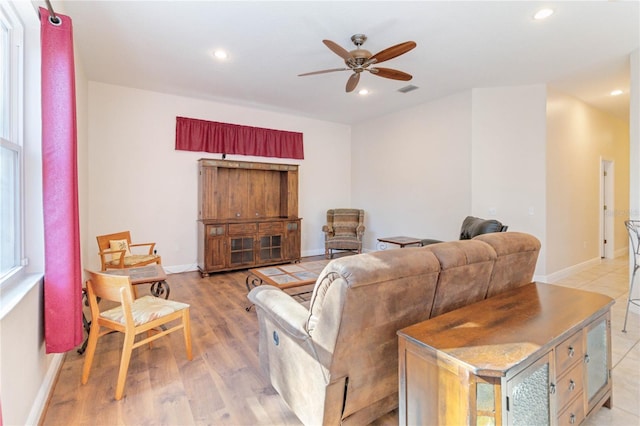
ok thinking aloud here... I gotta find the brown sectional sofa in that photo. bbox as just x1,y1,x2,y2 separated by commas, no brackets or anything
247,232,541,425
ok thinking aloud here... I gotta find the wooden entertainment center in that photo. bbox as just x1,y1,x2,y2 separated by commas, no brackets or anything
398,282,613,426
197,159,301,276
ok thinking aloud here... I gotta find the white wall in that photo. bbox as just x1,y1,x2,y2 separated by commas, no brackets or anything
351,83,630,280
546,89,630,275
85,83,351,271
351,91,473,251
631,48,640,221
471,85,547,274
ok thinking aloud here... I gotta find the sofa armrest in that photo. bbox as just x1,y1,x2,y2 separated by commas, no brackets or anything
248,285,310,341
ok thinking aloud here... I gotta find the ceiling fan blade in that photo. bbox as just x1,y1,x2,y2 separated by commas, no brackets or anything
298,68,349,77
323,39,353,61
369,67,413,81
368,41,417,64
346,73,360,93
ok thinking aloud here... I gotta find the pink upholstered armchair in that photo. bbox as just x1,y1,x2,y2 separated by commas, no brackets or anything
322,209,365,258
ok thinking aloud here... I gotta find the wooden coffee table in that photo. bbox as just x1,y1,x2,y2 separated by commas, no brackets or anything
245,260,329,311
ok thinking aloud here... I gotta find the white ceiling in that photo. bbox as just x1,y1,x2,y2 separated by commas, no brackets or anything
53,1,639,125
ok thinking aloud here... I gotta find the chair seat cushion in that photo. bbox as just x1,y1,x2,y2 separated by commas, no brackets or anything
106,254,159,267
101,295,189,326
326,237,361,250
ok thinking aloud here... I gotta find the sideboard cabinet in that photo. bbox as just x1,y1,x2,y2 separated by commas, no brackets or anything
398,283,613,426
197,159,301,275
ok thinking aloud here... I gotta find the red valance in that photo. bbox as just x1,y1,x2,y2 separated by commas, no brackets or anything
175,117,304,159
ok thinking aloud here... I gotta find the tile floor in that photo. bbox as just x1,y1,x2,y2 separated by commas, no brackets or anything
551,256,639,425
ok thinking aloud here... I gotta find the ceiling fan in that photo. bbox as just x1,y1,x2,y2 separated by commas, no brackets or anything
298,34,417,93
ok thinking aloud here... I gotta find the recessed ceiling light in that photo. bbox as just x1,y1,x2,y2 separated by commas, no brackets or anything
358,89,369,95
533,8,554,20
610,90,623,96
213,50,228,60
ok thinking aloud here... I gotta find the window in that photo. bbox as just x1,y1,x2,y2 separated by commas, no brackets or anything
0,1,24,283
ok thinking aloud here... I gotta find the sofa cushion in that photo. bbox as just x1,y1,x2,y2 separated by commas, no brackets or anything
422,240,497,317
306,248,441,336
459,215,505,240
473,232,541,297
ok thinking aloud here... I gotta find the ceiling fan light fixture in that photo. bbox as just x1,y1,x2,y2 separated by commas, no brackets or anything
610,89,623,96
300,35,416,92
358,89,369,95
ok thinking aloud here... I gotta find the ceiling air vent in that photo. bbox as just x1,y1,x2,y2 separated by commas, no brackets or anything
398,84,419,94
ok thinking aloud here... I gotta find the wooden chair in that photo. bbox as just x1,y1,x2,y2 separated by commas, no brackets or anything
96,231,161,270
81,270,193,400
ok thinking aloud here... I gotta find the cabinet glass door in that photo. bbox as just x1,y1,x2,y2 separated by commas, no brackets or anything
230,237,254,265
507,353,551,426
586,317,609,404
259,235,282,261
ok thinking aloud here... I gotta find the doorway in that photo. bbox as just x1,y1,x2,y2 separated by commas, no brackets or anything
600,159,615,259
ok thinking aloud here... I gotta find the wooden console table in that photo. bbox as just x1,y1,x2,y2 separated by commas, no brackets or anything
398,282,614,426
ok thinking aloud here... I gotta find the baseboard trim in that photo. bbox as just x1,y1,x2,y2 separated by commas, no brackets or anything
537,257,603,283
614,247,628,258
164,263,199,274
302,249,326,258
28,352,65,425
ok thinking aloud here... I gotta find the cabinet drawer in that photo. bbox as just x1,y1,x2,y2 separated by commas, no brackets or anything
259,221,283,233
229,223,257,235
557,391,585,426
556,331,583,373
556,361,584,411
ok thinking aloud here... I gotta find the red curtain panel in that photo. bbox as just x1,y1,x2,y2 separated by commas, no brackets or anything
40,7,83,353
175,116,304,159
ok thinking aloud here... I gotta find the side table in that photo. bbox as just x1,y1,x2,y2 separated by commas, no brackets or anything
103,264,170,299
377,236,423,249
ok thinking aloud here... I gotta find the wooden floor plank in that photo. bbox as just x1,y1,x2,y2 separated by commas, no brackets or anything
42,266,304,425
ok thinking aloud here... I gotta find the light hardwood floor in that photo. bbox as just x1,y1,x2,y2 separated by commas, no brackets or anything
42,255,639,425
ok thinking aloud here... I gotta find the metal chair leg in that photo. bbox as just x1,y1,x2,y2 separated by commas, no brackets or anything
623,219,640,333
622,265,638,332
